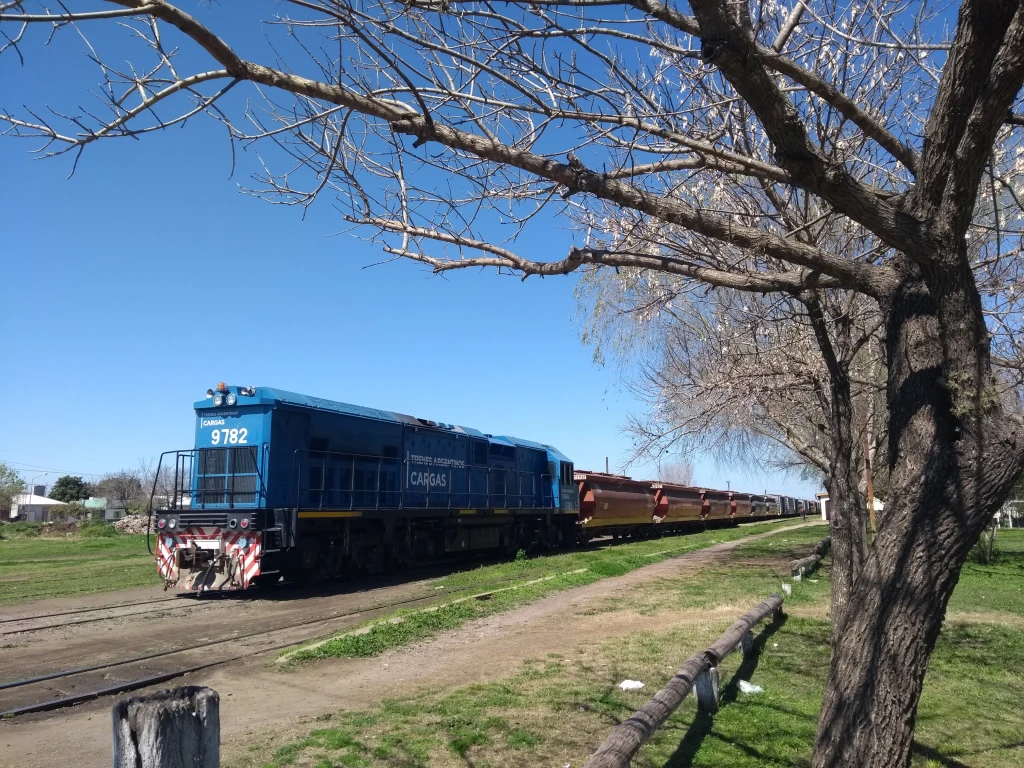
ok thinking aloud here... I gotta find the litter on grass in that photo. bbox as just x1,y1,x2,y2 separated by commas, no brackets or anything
738,680,764,695
782,582,793,595
618,680,645,691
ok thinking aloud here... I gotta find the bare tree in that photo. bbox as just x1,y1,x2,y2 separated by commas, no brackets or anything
139,458,181,510
94,469,146,516
588,275,882,619
656,459,694,486
0,462,25,518
3,2,1024,765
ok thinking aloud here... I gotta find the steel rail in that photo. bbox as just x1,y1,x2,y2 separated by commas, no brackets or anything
0,599,217,635
0,596,184,625
0,591,439,702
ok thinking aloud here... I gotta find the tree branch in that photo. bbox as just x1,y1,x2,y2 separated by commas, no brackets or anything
367,217,848,293
916,0,1021,215
689,0,920,258
0,6,158,22
941,6,1024,233
93,0,896,297
628,0,918,175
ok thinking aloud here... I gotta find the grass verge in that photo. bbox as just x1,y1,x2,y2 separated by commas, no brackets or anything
0,531,158,605
242,529,1024,768
280,518,814,662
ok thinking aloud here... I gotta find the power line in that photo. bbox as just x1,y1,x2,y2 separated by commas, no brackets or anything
0,458,107,478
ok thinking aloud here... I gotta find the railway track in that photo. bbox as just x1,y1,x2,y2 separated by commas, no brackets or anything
0,596,184,626
0,596,217,635
0,560,609,719
0,591,440,719
0,558,542,635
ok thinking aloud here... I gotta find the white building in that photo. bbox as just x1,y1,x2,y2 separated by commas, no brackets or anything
82,497,130,521
816,492,884,522
9,492,67,522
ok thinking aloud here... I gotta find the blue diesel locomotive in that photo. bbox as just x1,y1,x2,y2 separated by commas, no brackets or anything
152,384,579,591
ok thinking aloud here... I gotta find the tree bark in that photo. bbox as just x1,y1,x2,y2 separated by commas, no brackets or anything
812,259,1024,767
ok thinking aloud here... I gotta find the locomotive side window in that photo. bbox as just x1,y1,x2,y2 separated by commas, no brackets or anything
489,443,515,461
310,437,328,458
473,440,488,466
560,463,574,485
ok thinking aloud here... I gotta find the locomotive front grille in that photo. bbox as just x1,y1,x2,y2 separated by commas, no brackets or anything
177,511,230,528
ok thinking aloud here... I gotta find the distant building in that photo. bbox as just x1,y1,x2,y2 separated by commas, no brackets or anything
82,497,132,521
9,492,67,522
816,492,883,522
1000,499,1024,528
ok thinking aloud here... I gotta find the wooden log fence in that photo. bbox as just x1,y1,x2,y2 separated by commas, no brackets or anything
582,594,784,768
789,536,832,578
112,686,220,768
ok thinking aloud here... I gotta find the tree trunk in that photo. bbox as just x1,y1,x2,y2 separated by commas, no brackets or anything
802,292,869,636
812,262,1024,767
824,368,869,638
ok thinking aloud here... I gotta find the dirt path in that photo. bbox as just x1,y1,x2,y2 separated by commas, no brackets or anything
0,522,819,767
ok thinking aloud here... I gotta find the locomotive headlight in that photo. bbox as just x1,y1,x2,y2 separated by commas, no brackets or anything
157,519,166,529
213,394,224,407
239,517,249,529
225,392,237,406
168,518,177,530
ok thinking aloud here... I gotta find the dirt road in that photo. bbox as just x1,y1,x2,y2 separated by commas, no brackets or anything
0,522,817,767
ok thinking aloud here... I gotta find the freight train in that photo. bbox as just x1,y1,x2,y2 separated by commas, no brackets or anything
150,384,817,592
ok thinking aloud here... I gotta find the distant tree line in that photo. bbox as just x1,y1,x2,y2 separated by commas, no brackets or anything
0,463,174,523
45,469,153,518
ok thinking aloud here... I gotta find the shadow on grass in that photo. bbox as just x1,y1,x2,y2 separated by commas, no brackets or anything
572,679,629,728
664,615,787,767
910,740,972,768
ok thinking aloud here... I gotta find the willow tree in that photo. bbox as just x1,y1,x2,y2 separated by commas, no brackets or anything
3,1,1024,765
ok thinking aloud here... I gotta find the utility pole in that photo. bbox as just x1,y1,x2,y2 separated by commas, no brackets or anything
25,472,47,521
862,412,877,534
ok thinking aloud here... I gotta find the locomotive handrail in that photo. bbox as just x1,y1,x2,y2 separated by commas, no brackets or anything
148,446,269,518
194,444,268,509
146,449,192,554
290,447,555,511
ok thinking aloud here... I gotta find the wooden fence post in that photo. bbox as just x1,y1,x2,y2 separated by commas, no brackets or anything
112,686,219,768
583,594,783,768
694,666,719,713
738,629,754,657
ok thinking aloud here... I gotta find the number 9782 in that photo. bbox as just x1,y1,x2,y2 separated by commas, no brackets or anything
211,428,248,445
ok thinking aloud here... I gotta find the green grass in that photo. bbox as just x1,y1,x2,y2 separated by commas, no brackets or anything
249,620,1024,768
0,531,158,605
947,528,1024,617
244,526,1024,768
283,519,814,662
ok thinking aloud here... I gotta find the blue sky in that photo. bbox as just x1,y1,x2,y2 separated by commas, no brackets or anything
0,5,820,498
